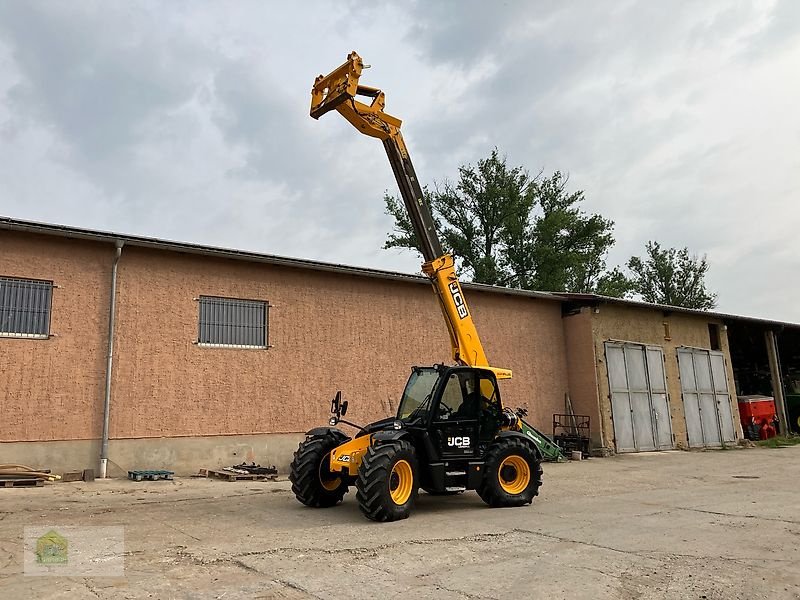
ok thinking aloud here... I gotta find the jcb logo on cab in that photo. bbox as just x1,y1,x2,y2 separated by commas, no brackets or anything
447,436,471,448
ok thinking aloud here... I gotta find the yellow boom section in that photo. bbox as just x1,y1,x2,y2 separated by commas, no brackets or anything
311,52,511,380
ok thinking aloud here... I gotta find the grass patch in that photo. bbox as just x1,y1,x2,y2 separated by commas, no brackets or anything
756,435,800,448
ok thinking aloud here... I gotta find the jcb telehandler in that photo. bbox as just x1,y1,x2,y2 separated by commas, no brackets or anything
290,52,548,522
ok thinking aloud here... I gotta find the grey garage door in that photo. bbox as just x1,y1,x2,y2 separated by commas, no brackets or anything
677,348,736,448
605,342,674,453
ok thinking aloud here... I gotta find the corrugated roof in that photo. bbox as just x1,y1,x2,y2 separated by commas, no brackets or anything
2,215,796,329
554,292,800,330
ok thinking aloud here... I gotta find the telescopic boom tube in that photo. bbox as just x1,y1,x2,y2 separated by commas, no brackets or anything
311,52,511,380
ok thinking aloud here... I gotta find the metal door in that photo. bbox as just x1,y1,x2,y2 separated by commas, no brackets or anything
605,342,674,452
646,347,674,449
677,348,736,447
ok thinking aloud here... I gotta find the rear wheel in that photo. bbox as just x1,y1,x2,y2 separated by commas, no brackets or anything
289,433,349,508
477,437,542,507
356,440,418,522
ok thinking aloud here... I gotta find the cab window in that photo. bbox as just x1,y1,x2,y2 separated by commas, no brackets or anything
436,372,480,420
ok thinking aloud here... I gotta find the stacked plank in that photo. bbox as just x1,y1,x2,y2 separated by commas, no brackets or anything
0,464,61,487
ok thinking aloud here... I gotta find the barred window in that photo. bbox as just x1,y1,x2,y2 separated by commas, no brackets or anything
198,296,268,348
0,276,53,338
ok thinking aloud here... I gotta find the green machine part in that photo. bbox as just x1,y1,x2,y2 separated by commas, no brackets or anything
518,418,565,462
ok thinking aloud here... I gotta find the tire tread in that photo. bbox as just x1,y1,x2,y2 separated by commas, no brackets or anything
289,434,348,508
477,437,542,508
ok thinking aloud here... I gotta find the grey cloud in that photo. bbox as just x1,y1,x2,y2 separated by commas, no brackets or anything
404,0,537,66
741,0,800,59
0,3,208,164
0,1,797,322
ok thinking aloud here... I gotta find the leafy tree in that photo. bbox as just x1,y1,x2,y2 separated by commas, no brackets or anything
384,150,628,296
627,242,717,309
384,149,535,285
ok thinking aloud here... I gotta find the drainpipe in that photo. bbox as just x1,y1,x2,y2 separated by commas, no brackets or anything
99,241,124,478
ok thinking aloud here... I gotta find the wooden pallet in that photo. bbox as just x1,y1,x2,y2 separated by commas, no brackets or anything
0,478,45,488
128,470,174,482
198,468,277,482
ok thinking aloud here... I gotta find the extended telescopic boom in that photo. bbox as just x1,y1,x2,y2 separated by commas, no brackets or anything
310,52,510,379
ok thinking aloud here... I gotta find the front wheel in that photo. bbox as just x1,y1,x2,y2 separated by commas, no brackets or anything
356,440,418,522
477,437,542,508
289,433,349,508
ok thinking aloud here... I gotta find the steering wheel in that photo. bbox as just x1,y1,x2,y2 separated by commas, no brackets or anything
438,402,454,419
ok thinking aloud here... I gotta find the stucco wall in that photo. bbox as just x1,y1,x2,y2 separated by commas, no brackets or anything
109,246,568,439
0,232,112,442
1,233,569,456
590,303,740,450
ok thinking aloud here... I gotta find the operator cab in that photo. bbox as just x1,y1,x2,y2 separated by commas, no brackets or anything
397,365,504,458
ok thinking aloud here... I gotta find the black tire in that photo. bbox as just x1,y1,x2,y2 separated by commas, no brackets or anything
356,440,418,522
477,437,542,508
289,434,349,508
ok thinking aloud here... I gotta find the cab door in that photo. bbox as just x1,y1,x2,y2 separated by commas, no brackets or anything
431,370,480,459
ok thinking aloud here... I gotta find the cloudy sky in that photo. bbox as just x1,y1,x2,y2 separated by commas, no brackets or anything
0,1,798,321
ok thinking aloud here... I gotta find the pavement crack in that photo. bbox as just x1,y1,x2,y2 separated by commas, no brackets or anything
272,578,324,600
162,520,202,542
133,492,265,506
228,530,516,560
82,578,102,598
433,583,501,600
232,558,262,574
512,527,651,558
669,505,800,525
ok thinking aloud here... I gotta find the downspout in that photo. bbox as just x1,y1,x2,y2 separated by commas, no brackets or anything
99,241,124,478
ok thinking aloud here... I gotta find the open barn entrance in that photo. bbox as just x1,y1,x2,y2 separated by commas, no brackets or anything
726,320,800,435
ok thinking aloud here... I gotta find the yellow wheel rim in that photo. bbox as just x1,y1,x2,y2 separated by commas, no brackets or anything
389,459,413,505
498,455,530,495
319,456,341,492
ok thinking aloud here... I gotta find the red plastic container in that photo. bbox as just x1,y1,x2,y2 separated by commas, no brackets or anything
737,395,777,425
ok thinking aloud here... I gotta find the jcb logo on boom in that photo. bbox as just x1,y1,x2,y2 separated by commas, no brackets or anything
448,282,469,319
447,436,471,449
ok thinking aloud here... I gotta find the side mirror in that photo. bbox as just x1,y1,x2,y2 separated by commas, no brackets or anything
330,390,342,416
341,400,348,417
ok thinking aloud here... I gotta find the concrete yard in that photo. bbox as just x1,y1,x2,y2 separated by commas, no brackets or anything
1,447,798,599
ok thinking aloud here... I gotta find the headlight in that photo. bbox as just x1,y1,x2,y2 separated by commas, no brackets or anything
393,420,403,430
329,417,338,426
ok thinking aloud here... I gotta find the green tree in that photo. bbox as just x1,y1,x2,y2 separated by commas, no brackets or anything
627,242,717,309
384,150,628,296
384,149,535,285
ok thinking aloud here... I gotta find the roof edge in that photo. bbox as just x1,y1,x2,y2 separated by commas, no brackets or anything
0,216,561,302
555,292,800,329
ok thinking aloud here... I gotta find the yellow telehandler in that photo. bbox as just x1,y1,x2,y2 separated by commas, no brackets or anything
289,52,548,522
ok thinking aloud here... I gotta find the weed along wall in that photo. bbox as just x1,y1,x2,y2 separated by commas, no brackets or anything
0,226,569,475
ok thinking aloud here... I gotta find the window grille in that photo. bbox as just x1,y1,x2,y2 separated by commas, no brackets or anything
0,277,53,338
198,295,268,348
